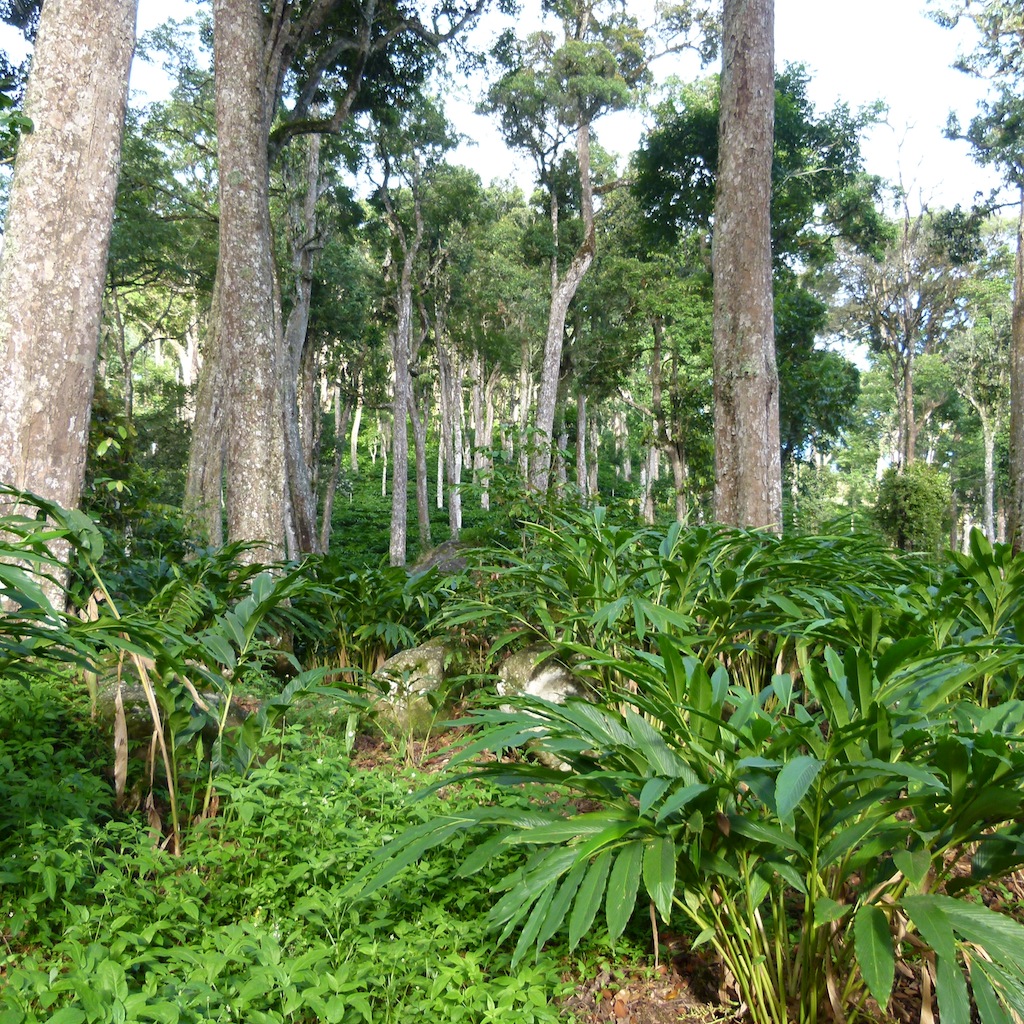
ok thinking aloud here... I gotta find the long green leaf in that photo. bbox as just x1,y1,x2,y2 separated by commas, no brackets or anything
643,835,677,922
854,905,894,1009
902,896,971,1024
606,841,643,941
569,850,612,951
536,858,588,951
971,963,1014,1024
775,755,823,824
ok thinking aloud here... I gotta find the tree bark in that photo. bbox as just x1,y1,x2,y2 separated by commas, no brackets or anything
712,0,781,531
0,0,136,517
281,131,323,556
576,393,588,498
529,124,598,491
209,0,287,563
410,378,432,552
1009,191,1024,552
350,396,363,475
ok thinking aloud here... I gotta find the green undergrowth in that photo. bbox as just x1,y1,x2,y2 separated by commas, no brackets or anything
0,679,578,1024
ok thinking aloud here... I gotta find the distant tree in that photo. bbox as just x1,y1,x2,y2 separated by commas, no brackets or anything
945,238,1013,539
483,1,647,490
634,64,879,496
833,202,979,469
929,0,1024,548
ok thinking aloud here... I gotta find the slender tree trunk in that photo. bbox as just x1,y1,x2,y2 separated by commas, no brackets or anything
350,395,362,475
318,388,352,552
410,384,431,551
668,444,689,523
576,393,588,498
902,358,917,468
1009,190,1024,552
281,131,323,555
587,412,599,498
982,407,996,541
712,0,780,532
529,124,598,491
518,337,532,484
641,446,658,525
389,316,411,566
0,0,136,526
185,280,226,546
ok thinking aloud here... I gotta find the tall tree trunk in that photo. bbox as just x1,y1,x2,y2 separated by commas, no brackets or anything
184,280,227,546
668,444,689,523
0,0,136,527
389,313,411,566
587,411,599,498
712,0,780,531
210,0,286,562
318,387,352,552
410,383,431,552
982,407,996,541
902,357,917,468
517,336,532,484
641,446,658,525
1009,190,1024,552
281,131,323,556
350,394,362,475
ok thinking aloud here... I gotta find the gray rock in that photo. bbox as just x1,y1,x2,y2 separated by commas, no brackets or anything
372,640,449,737
496,644,585,705
496,645,591,770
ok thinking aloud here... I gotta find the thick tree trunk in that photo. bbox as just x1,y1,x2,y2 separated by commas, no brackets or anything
1009,191,1024,553
211,0,287,563
712,0,780,532
0,0,136,519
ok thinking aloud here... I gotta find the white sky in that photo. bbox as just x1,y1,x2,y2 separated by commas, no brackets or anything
0,0,1009,211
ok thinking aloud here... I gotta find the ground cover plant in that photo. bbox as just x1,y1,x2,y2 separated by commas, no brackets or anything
0,676,580,1024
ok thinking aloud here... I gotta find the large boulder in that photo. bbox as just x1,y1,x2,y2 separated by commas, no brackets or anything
372,640,449,737
496,644,588,705
496,645,590,770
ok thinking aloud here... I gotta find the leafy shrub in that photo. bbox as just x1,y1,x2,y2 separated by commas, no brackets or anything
374,635,1024,1024
373,513,1024,1024
875,462,951,552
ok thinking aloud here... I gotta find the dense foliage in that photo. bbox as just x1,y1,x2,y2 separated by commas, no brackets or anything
6,494,1024,1023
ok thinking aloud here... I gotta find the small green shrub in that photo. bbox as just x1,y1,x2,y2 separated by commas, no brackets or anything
875,462,951,552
